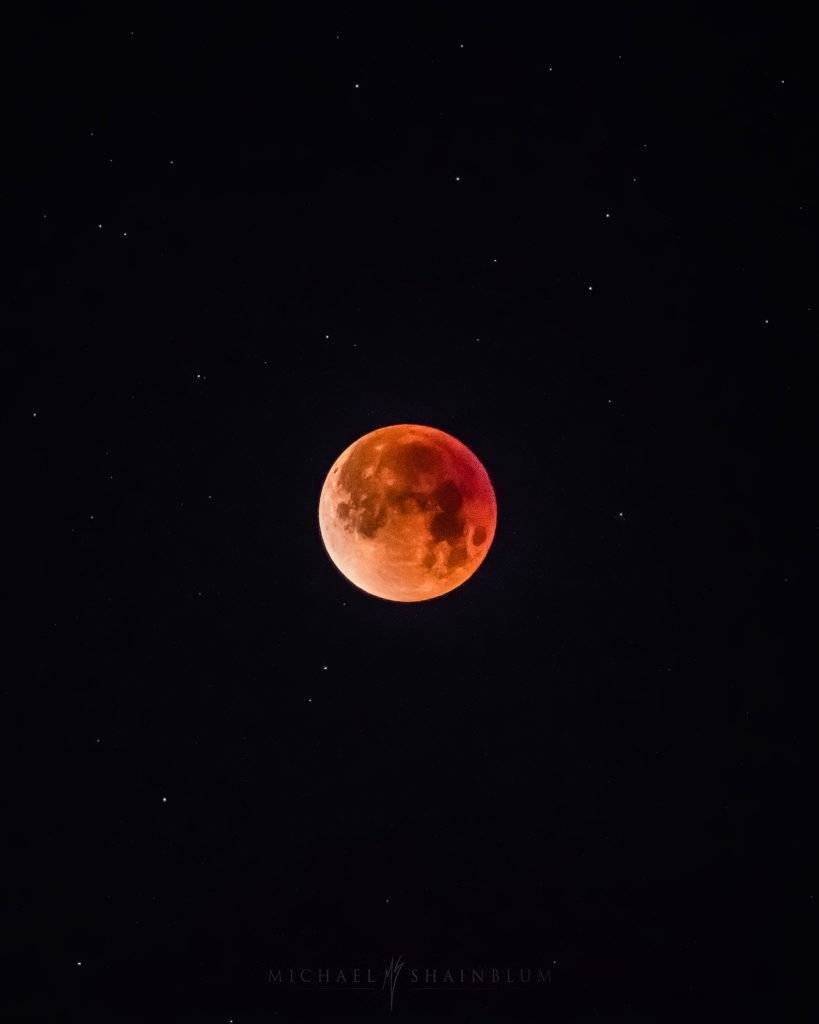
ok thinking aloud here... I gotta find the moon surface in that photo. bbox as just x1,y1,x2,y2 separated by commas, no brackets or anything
318,424,497,602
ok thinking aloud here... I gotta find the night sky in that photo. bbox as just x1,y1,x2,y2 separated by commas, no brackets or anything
4,7,811,1021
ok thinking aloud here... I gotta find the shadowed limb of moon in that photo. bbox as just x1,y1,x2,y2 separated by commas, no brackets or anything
318,424,497,602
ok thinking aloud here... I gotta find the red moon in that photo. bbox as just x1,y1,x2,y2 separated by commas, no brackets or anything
318,424,497,602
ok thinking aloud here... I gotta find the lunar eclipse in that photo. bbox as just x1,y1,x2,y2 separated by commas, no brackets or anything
319,424,497,601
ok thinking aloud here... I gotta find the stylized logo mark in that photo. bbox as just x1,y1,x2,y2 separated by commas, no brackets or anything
382,955,406,1013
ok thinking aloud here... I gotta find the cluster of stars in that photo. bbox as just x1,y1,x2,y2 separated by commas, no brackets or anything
42,43,797,254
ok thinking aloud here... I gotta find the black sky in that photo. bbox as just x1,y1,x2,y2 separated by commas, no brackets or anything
3,7,812,1021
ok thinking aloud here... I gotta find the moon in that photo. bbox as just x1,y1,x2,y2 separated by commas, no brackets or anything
318,424,497,602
